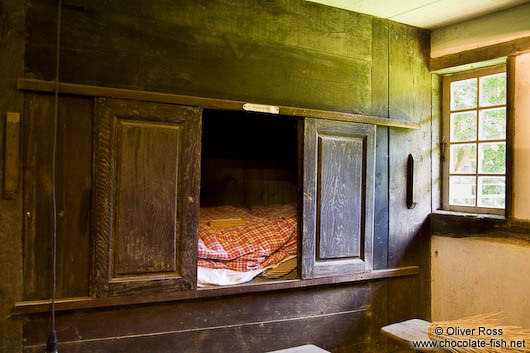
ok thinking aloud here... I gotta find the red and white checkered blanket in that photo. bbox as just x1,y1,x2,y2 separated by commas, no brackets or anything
198,204,297,272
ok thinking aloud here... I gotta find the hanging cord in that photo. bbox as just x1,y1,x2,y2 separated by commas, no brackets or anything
47,0,62,352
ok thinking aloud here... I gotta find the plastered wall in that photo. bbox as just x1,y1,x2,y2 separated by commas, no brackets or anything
432,236,530,327
513,53,530,220
432,53,530,326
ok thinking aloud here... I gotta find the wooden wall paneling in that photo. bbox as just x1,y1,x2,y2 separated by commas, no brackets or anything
318,136,363,259
92,98,201,297
200,111,299,208
371,17,389,271
201,162,298,207
22,282,381,352
371,17,390,353
23,93,93,301
387,23,432,330
114,120,180,275
24,0,374,114
23,310,371,353
11,2,434,352
0,0,25,350
302,119,375,278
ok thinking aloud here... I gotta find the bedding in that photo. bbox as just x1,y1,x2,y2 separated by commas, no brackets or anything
198,204,297,273
197,255,296,287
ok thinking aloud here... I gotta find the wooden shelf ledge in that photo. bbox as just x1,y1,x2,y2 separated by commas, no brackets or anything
431,212,530,242
13,266,419,316
17,78,420,130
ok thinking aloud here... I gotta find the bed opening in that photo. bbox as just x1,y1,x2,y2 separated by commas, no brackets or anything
198,109,300,287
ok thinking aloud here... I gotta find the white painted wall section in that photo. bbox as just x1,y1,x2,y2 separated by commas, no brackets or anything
513,53,530,220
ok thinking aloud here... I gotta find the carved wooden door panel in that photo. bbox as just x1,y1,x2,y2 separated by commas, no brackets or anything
92,98,201,297
302,119,375,278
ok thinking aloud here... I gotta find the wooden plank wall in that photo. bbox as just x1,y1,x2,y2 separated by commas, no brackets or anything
0,0,26,352
22,283,385,353
387,23,432,340
0,0,434,352
25,0,374,114
22,94,93,301
200,110,299,208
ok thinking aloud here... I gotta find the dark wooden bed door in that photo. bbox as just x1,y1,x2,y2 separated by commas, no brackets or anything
91,98,201,297
302,119,376,278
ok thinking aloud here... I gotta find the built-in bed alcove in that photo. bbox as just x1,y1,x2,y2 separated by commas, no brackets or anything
14,78,421,316
198,109,300,286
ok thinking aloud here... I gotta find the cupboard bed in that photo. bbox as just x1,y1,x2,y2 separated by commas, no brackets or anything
15,78,419,309
91,96,376,296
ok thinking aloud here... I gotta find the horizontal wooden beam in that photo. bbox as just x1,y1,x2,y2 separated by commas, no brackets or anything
430,35,530,72
17,78,420,130
431,212,530,242
13,266,419,315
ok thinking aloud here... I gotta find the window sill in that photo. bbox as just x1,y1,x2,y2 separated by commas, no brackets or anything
432,209,505,220
13,266,419,316
431,211,530,241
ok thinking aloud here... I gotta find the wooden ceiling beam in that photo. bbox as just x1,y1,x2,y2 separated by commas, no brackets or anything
430,35,530,72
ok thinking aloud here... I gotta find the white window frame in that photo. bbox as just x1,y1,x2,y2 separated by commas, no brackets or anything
442,65,507,216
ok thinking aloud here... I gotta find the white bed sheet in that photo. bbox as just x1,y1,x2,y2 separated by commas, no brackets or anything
198,255,296,287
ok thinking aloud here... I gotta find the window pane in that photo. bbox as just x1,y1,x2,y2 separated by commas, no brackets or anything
479,108,506,140
478,142,506,174
451,78,477,110
451,111,476,142
450,143,476,173
479,73,506,107
449,176,476,206
478,176,505,209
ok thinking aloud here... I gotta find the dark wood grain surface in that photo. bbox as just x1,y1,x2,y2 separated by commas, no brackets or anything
23,93,93,301
387,23,432,339
92,98,201,297
3,1,434,352
372,17,390,271
0,0,26,351
22,282,385,353
25,0,373,114
200,110,299,208
317,135,363,259
303,119,375,278
17,78,420,130
431,212,530,241
114,120,180,275
14,266,419,315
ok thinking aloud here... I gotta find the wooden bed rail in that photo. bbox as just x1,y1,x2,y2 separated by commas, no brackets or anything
13,266,419,315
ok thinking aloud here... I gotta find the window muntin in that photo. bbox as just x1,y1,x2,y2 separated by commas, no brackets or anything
443,66,507,215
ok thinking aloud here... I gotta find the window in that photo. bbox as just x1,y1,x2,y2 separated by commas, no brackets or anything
442,66,507,215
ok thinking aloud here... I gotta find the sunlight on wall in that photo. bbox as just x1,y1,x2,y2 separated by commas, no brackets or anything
513,53,530,219
432,236,530,327
432,53,530,328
